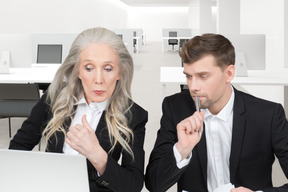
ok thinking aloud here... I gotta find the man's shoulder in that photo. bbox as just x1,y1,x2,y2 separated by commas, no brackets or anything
235,89,279,106
235,89,282,115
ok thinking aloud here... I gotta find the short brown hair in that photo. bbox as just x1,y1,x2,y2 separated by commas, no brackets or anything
179,33,235,70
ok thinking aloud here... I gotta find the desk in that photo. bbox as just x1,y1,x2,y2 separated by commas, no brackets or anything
162,37,191,53
0,64,60,84
161,67,288,117
133,37,140,53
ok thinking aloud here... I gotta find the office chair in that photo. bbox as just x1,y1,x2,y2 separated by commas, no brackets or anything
0,83,41,150
180,84,189,92
168,39,178,52
168,31,178,52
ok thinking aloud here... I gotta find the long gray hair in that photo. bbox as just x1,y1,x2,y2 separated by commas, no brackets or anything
43,27,135,158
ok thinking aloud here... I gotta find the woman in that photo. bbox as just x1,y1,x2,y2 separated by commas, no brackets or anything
9,27,148,192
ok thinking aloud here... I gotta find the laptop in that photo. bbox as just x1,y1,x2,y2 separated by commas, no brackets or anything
0,51,10,74
0,149,89,192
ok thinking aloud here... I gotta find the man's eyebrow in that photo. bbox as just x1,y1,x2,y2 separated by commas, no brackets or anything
183,71,210,76
183,71,190,75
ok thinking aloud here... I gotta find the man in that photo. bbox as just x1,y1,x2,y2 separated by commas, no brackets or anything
145,34,288,192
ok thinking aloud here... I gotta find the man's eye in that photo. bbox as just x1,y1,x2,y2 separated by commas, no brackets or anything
200,75,207,79
186,75,192,79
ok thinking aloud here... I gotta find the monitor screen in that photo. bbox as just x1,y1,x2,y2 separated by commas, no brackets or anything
37,44,62,64
169,31,177,37
117,34,123,40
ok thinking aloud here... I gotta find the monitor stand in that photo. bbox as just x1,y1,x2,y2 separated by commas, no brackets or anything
235,52,248,77
0,51,10,74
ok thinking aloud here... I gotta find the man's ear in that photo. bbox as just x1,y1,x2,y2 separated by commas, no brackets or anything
225,64,235,83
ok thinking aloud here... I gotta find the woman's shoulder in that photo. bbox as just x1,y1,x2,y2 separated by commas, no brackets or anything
130,102,148,116
126,102,148,126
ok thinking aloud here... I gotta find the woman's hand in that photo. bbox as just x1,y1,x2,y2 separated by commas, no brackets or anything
231,187,253,192
66,115,108,175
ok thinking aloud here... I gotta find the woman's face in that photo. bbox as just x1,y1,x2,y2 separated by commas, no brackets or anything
78,43,121,104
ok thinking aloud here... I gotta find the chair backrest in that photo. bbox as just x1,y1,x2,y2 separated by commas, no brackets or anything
179,39,189,48
0,83,40,117
0,83,40,100
168,39,178,45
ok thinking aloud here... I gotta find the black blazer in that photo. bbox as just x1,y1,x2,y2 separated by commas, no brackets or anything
9,93,148,192
145,88,288,192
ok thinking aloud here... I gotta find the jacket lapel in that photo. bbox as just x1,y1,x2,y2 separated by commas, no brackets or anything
95,112,110,150
229,89,247,183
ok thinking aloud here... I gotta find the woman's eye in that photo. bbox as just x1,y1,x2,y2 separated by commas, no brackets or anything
104,66,112,72
85,65,93,72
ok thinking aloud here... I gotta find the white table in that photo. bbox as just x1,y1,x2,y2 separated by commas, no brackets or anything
133,36,140,53
0,64,60,84
160,67,288,117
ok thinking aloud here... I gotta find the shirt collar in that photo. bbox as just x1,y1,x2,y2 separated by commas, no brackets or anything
76,96,109,112
204,87,235,122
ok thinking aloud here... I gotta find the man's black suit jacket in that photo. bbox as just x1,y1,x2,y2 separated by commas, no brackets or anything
145,88,288,192
9,94,148,192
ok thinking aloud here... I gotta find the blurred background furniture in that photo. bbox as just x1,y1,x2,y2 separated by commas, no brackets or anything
168,31,178,52
0,83,41,149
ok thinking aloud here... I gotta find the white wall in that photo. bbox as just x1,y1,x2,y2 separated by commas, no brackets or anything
0,0,128,33
241,0,284,70
1,0,285,64
127,6,189,41
239,0,285,105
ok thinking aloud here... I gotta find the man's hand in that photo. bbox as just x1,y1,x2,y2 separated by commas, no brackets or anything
175,111,204,160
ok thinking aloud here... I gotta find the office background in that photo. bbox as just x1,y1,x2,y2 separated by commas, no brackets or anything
0,0,287,191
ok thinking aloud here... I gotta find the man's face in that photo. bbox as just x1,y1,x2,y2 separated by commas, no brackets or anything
183,55,235,115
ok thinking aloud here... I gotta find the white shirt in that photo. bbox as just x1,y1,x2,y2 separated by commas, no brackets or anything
174,89,235,192
204,90,234,192
63,97,109,155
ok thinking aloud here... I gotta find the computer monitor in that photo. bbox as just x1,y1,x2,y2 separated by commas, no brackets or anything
0,34,32,68
169,31,177,37
117,34,123,40
225,34,266,70
37,44,63,64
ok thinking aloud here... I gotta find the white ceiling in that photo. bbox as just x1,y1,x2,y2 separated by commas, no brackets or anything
119,0,190,7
